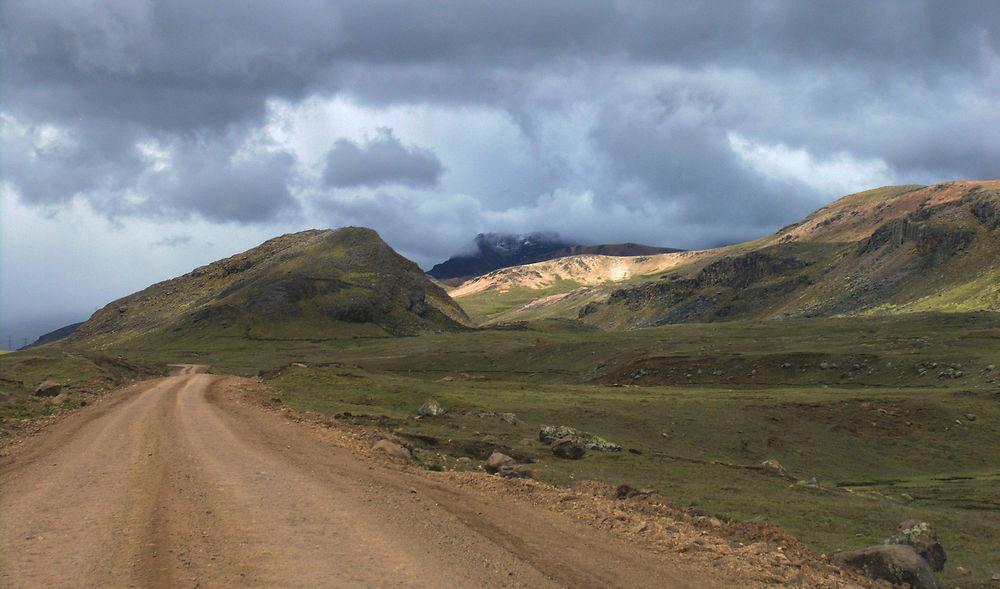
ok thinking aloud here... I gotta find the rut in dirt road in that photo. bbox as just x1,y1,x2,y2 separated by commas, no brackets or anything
1,371,721,588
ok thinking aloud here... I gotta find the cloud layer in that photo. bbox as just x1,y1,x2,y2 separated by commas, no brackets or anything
2,1,999,340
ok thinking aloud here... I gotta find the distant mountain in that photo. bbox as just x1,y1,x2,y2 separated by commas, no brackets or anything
67,227,471,348
428,233,683,281
21,321,85,349
449,180,1000,327
428,232,573,280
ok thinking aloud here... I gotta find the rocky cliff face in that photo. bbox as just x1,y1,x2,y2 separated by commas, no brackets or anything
574,180,1000,329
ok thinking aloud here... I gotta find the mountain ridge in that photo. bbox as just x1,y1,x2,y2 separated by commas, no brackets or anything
450,180,1000,326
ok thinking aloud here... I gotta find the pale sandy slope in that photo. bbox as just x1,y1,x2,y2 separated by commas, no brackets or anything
1,369,730,588
449,250,718,298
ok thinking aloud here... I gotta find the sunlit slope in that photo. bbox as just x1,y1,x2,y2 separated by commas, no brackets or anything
68,227,472,348
451,180,1000,327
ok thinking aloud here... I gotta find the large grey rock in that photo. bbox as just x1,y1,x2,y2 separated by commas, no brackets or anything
551,438,586,460
886,520,946,572
484,452,516,474
833,544,941,589
34,380,62,397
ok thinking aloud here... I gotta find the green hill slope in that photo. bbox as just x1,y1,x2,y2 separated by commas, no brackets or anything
68,227,471,349
454,180,1000,327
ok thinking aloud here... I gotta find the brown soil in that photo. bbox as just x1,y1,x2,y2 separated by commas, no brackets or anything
1,369,882,588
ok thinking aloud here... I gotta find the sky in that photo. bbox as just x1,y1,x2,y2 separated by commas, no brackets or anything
2,1,999,345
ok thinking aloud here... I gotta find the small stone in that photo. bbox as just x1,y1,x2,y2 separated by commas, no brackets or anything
34,381,62,397
484,452,517,474
992,571,1000,581
760,458,787,476
498,464,534,479
964,413,976,421
955,566,971,575
631,521,648,533
418,399,445,416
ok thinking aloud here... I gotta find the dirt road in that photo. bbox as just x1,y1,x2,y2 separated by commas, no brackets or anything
1,369,724,588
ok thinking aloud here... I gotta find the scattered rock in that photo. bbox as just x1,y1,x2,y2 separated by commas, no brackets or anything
34,381,62,397
760,458,787,476
833,544,941,589
964,413,976,422
551,438,586,460
48,394,69,406
484,452,517,474
498,464,534,479
372,440,411,461
886,520,946,572
992,571,1000,581
538,424,621,452
477,411,520,425
418,399,445,417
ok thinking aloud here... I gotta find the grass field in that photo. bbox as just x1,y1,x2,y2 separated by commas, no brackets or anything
2,312,998,586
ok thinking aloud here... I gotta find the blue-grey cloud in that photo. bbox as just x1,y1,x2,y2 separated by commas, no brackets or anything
323,129,443,188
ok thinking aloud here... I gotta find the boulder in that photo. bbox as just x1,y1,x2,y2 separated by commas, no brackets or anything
886,520,946,572
551,438,586,460
372,440,411,461
498,464,534,479
833,544,941,589
539,424,621,452
484,452,517,474
34,380,62,397
418,399,445,416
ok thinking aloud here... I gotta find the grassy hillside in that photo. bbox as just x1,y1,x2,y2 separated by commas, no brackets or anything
462,180,1000,328
44,312,997,588
67,227,471,350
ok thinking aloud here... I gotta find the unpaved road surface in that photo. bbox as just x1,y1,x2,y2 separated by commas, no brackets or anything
1,368,725,588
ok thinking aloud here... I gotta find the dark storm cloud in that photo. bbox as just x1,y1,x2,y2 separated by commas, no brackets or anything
1,0,999,228
158,149,298,223
323,129,443,188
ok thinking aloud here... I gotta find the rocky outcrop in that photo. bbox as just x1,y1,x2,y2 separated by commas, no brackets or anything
601,251,811,323
859,208,976,266
538,425,621,452
833,544,940,589
886,520,946,572
550,438,586,460
834,519,946,589
970,192,1000,230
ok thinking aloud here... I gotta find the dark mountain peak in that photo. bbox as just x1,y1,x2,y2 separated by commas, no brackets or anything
429,232,574,280
429,232,685,281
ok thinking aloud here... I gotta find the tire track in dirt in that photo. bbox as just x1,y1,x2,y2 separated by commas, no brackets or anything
2,370,723,588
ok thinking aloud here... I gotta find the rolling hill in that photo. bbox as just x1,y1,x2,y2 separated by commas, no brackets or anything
450,180,1000,327
67,227,471,349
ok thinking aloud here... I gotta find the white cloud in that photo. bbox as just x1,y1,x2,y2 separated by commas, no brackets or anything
727,131,898,197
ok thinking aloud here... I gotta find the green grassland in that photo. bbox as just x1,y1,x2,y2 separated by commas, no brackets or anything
13,312,990,586
0,350,161,437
